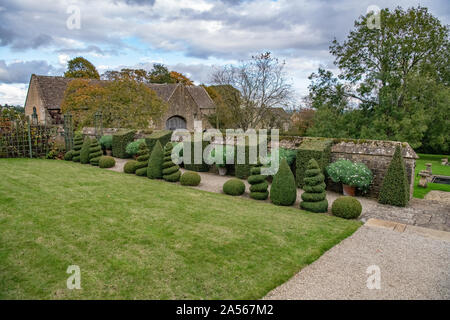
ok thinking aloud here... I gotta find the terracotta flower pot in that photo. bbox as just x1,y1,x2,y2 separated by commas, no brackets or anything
343,184,356,196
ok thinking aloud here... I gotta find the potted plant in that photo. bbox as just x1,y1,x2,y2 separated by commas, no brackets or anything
99,135,113,156
209,146,233,176
326,159,373,196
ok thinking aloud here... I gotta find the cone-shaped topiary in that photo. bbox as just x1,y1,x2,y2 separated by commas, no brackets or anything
248,164,268,200
135,142,150,176
89,138,102,166
147,140,164,179
378,146,410,207
270,158,297,206
72,133,84,162
80,137,92,164
163,142,181,182
300,159,328,213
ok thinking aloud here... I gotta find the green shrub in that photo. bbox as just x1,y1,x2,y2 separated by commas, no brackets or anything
326,160,373,192
263,148,297,167
331,196,362,219
183,140,210,172
300,159,328,213
145,130,172,154
126,139,145,157
124,160,138,174
270,158,297,206
180,171,201,186
378,146,410,207
147,140,164,179
80,137,92,164
99,156,116,168
72,133,84,162
163,142,181,182
112,130,136,158
296,138,333,188
248,164,268,200
223,178,245,196
64,150,74,161
134,142,150,176
99,135,113,150
89,138,102,166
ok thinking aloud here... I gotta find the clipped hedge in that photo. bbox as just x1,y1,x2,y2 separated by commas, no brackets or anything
72,133,84,162
270,158,297,206
99,135,113,151
163,142,181,182
64,150,74,161
80,137,92,164
223,178,246,196
112,130,136,158
378,146,410,207
99,156,115,168
248,164,268,200
145,130,172,154
147,140,164,179
134,142,150,176
296,138,333,188
124,160,138,174
89,138,103,166
300,159,328,213
332,196,362,219
183,140,210,172
180,171,201,186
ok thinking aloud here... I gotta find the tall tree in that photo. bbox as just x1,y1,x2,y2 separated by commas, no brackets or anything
64,57,100,79
149,64,174,84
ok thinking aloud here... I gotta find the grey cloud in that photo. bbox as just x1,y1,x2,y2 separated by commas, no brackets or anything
0,60,58,83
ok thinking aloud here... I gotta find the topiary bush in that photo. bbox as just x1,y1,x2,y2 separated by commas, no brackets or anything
300,159,328,213
134,142,150,176
99,156,116,168
99,135,113,151
80,137,92,164
331,196,362,219
296,138,333,188
248,164,268,200
180,171,201,186
145,130,172,155
147,140,164,179
64,150,74,161
112,130,135,158
223,178,246,196
124,160,138,174
270,158,297,206
89,138,102,166
378,145,410,207
72,133,84,162
126,139,145,158
163,142,181,182
183,140,210,172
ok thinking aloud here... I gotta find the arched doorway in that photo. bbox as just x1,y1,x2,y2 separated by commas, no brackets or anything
166,116,187,130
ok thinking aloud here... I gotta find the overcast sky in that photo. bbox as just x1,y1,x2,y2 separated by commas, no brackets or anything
0,0,448,106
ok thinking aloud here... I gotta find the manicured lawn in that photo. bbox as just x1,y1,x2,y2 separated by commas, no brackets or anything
413,153,450,198
0,159,361,299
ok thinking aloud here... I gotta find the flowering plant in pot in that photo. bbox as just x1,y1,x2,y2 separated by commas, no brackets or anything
326,159,373,196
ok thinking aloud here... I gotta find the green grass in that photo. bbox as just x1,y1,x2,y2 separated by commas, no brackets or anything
0,159,361,299
413,153,450,198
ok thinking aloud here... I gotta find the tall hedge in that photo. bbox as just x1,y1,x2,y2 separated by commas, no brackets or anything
145,130,172,155
270,158,297,206
72,133,84,162
135,142,150,176
296,138,333,188
300,159,328,213
163,142,181,182
248,164,268,200
378,146,410,207
183,140,210,172
89,138,103,166
80,137,92,164
112,130,136,158
147,140,164,179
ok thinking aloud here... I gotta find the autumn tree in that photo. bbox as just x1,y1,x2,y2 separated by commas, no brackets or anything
203,84,241,129
169,71,194,85
64,57,100,79
102,68,151,83
149,64,174,84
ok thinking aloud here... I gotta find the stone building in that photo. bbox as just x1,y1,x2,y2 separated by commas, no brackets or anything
24,74,216,131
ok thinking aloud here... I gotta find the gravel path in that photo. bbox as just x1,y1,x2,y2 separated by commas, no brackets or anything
264,224,450,300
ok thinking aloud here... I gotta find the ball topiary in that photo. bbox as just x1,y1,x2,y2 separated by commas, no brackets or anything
300,159,328,213
64,150,74,161
134,142,150,176
89,138,102,166
99,156,116,168
80,137,92,164
223,178,246,196
270,158,297,206
163,142,181,182
180,171,201,186
248,164,268,200
72,133,84,162
147,140,164,179
378,145,410,207
332,196,362,219
124,160,138,174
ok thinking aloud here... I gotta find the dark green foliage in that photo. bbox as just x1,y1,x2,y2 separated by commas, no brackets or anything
80,137,92,164
248,164,268,200
145,130,172,154
296,138,333,188
99,135,113,150
64,150,74,161
99,156,115,168
163,143,181,182
332,196,362,219
183,140,210,172
134,142,150,176
270,158,297,206
125,139,145,157
378,146,410,207
180,171,201,186
124,160,138,174
300,159,328,213
223,178,246,196
89,138,102,166
112,130,136,158
147,141,164,179
72,133,84,162
234,144,264,179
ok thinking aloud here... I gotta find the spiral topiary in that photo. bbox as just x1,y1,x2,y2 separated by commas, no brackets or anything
300,159,328,213
147,140,164,179
89,138,102,166
134,142,150,176
72,133,84,162
270,158,297,206
80,137,92,164
162,142,181,182
248,164,268,200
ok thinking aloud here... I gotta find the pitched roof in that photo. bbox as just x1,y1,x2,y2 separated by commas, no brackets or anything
186,86,215,109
